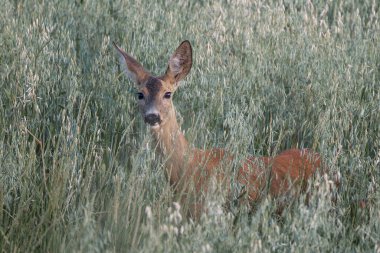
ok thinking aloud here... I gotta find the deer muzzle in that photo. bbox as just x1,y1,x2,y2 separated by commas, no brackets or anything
144,113,161,126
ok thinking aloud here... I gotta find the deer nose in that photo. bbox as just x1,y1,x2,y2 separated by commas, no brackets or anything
144,113,161,126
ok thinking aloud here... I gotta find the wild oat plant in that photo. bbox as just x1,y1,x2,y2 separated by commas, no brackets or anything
1,0,379,252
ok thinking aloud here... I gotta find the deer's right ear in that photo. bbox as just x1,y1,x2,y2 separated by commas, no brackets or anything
113,42,149,85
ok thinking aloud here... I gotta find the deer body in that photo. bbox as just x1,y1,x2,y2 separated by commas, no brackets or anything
114,41,322,219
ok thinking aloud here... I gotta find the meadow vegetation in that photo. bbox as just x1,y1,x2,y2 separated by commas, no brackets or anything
1,0,379,252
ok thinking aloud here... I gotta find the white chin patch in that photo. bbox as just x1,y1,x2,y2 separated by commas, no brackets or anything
150,123,160,130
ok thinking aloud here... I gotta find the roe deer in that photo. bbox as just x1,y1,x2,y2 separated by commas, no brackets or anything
114,40,324,219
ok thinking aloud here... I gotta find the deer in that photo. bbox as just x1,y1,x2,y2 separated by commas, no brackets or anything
113,40,325,220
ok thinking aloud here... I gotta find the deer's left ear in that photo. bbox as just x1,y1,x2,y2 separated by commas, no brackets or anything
163,40,192,85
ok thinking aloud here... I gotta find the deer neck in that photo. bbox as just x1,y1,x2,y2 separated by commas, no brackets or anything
150,108,190,186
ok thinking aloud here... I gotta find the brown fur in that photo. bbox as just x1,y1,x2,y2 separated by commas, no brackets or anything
114,40,324,219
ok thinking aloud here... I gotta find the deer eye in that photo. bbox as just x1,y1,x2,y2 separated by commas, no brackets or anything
164,92,172,99
137,92,144,100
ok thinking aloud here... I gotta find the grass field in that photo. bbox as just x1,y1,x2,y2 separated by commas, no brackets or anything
1,0,379,252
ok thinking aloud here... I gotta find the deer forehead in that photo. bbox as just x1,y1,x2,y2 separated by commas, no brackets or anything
140,76,173,95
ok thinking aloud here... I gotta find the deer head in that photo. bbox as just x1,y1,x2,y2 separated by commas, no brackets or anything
113,41,192,130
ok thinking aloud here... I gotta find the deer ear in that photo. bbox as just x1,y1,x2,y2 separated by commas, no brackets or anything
163,40,192,85
113,42,149,85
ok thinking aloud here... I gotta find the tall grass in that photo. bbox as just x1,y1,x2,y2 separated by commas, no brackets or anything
1,0,379,252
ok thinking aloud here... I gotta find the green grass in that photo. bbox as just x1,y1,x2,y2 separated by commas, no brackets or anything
1,0,379,252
